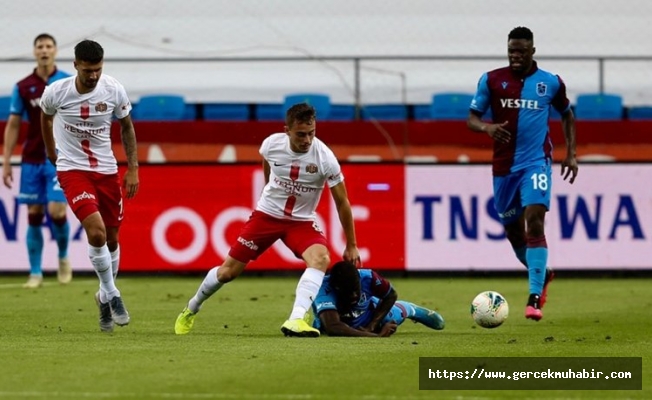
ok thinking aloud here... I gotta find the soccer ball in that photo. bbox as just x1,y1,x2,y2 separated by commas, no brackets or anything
471,291,509,328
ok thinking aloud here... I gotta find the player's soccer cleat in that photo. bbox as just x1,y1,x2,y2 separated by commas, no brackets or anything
57,258,73,284
95,292,114,333
281,318,320,338
23,274,43,289
108,296,130,326
540,268,555,309
174,307,197,335
525,294,543,321
412,306,445,330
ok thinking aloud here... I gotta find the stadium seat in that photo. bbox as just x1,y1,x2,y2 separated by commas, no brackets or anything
574,93,623,120
329,104,355,121
361,105,407,121
0,95,11,121
203,103,250,121
413,104,431,120
133,94,187,121
430,93,474,120
628,106,652,120
184,104,197,121
254,104,284,121
283,93,331,119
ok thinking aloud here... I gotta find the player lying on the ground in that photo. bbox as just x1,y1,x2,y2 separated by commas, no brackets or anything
311,261,445,337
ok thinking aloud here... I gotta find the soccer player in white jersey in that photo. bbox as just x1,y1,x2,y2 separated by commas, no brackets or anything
40,40,139,333
175,103,361,337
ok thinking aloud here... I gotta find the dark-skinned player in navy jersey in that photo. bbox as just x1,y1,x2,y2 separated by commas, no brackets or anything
311,261,445,337
466,26,578,321
2,33,72,289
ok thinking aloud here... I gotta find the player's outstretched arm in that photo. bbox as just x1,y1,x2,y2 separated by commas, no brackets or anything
330,182,361,266
119,115,139,199
319,310,386,337
560,109,578,184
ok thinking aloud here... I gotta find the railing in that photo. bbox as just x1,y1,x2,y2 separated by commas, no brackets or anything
2,55,651,117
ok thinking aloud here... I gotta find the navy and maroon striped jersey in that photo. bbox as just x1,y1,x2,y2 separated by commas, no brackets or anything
9,68,70,163
470,61,571,176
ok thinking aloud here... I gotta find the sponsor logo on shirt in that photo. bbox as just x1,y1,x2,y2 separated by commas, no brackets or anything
500,98,540,110
273,176,319,195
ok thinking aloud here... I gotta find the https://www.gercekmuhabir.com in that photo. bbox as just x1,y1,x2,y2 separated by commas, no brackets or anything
419,357,642,390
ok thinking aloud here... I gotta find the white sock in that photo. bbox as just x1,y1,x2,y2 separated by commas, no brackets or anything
88,244,119,301
111,245,120,279
289,267,325,320
188,267,223,313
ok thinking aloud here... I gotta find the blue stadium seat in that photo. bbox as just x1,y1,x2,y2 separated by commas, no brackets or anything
361,105,407,121
628,106,652,120
430,93,473,120
283,93,331,119
413,104,431,120
133,94,187,121
0,95,12,121
203,103,249,121
184,104,197,121
329,104,355,121
574,93,623,120
254,104,284,121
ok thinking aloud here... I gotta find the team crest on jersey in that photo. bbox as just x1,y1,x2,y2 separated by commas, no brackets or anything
536,82,547,96
305,163,318,174
95,102,108,112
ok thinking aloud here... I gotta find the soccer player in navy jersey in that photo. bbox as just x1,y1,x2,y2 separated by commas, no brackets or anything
2,33,72,288
467,26,578,321
311,261,445,337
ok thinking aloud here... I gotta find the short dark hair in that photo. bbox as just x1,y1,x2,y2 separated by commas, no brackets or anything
329,261,360,296
285,102,316,128
74,40,104,64
34,33,56,46
508,26,533,42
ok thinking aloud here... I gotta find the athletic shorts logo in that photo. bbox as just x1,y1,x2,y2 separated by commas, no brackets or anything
237,236,259,251
72,191,96,204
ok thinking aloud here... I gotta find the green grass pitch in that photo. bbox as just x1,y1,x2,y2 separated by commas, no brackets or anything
0,274,650,399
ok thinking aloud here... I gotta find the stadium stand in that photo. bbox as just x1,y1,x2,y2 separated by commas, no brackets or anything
283,93,332,119
132,94,187,121
430,93,474,120
413,104,431,120
361,104,408,121
203,103,250,121
574,93,623,120
628,106,652,120
254,104,284,121
0,95,11,121
328,105,356,121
